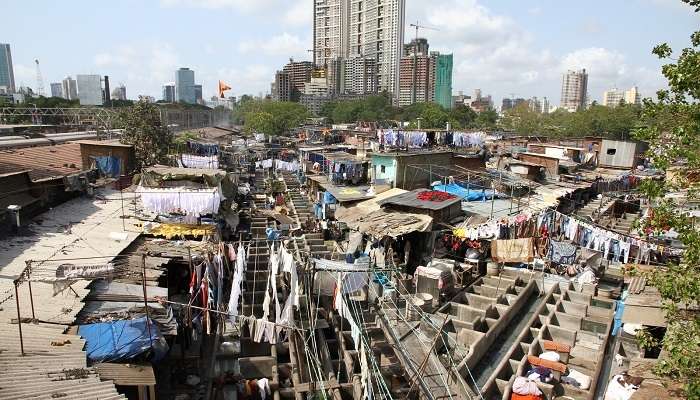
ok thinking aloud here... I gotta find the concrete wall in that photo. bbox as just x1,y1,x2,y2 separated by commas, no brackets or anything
598,139,644,168
396,152,454,190
371,154,397,186
518,153,559,178
453,154,486,171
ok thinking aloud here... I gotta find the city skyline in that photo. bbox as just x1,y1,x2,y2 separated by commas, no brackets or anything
3,0,698,105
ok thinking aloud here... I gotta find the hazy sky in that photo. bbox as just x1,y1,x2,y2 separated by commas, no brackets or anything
4,0,699,105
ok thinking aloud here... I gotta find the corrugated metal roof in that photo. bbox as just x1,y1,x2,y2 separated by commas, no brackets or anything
0,189,141,399
379,188,462,210
0,143,84,180
94,363,156,386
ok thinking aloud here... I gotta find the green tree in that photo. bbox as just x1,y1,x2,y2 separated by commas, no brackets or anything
475,109,498,129
449,104,478,129
244,111,275,135
118,99,173,169
500,103,542,134
320,94,395,123
633,1,700,397
236,100,309,135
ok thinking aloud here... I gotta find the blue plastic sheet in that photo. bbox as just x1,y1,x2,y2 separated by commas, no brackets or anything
432,183,495,201
612,300,625,336
78,317,168,363
323,191,336,204
95,156,121,177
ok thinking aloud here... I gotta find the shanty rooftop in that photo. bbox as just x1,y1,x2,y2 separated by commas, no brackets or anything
0,188,140,399
306,175,390,202
379,188,462,210
0,142,83,180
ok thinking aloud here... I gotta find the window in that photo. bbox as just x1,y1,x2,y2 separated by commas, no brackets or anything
606,148,617,155
380,165,386,173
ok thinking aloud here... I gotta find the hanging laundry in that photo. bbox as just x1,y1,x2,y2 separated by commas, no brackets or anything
137,186,222,216
547,240,577,265
180,154,219,169
186,141,219,156
227,243,246,322
491,238,535,263
94,156,121,177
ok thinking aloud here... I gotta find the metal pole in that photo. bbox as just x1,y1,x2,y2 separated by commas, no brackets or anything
187,247,193,328
490,182,495,219
429,164,432,188
509,185,514,214
402,163,407,190
14,282,24,356
27,281,35,320
120,188,125,231
24,260,35,320
142,254,153,347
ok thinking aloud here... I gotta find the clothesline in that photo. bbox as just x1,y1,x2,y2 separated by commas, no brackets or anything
155,298,306,331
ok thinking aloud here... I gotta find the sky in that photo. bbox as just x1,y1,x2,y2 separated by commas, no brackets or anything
4,0,699,106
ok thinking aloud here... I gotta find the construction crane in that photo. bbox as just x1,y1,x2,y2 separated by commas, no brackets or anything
407,22,439,104
34,59,45,97
408,21,439,52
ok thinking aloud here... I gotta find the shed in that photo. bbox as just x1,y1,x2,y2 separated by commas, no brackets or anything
598,139,647,169
371,151,454,189
517,152,560,178
527,143,585,162
76,140,136,175
379,188,463,224
452,153,486,170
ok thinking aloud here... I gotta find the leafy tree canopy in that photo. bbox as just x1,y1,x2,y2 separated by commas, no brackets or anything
632,1,700,397
118,100,172,169
234,100,310,135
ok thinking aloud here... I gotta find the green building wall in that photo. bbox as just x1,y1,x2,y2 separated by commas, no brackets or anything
434,54,453,109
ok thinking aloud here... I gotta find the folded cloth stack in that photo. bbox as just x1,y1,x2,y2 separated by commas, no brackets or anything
511,376,542,400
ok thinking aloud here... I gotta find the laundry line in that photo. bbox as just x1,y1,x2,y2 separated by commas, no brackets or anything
155,298,306,332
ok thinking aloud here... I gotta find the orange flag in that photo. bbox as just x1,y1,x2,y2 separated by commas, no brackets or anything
218,80,231,98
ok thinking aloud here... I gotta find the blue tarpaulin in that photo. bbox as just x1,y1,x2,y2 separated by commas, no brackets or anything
612,300,625,336
323,191,336,204
432,183,495,201
94,156,121,177
78,317,168,363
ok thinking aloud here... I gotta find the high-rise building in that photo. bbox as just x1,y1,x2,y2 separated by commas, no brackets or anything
470,89,493,113
62,76,78,100
541,97,550,114
175,68,196,104
337,57,377,95
502,97,527,112
0,44,15,93
103,75,111,106
163,83,175,102
313,0,405,99
271,71,292,102
50,82,63,98
76,74,103,105
404,38,429,57
602,88,623,107
300,70,332,116
271,60,313,102
624,86,641,105
111,85,127,101
602,86,641,107
194,84,203,104
560,69,588,112
398,53,435,107
433,53,453,109
452,90,471,108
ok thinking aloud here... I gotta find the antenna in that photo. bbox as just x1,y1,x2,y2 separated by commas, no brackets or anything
34,59,45,97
